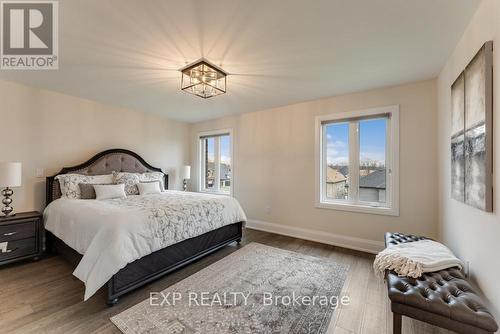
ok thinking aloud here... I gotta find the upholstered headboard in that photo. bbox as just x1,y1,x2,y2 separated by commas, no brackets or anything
46,149,168,205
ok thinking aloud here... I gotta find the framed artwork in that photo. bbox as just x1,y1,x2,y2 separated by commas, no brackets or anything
451,41,493,212
451,73,465,203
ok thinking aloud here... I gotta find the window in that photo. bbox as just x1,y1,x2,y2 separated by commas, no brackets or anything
199,129,232,195
316,106,399,216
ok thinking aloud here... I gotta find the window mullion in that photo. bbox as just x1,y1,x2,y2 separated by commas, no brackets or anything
321,125,327,201
214,137,221,192
201,139,206,191
349,122,360,203
385,117,392,207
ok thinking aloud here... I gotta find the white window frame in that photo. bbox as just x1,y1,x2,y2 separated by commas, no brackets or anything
315,105,399,216
198,128,233,196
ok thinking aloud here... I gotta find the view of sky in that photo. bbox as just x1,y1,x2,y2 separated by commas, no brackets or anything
206,137,215,162
220,135,231,164
326,122,349,165
205,135,231,164
326,118,386,166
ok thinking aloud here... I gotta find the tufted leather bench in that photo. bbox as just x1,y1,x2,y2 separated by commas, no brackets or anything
385,232,498,334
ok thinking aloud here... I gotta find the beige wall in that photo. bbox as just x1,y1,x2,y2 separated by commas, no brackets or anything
437,0,500,319
190,79,438,251
2,79,190,213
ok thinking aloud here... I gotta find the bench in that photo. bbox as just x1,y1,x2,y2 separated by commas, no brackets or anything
385,232,498,334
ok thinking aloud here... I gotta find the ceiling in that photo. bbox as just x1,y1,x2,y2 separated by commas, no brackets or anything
0,0,481,123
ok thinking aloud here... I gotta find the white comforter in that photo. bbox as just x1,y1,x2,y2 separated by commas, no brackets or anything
44,191,247,301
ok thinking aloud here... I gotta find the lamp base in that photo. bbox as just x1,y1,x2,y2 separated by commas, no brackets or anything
2,187,14,217
183,179,188,191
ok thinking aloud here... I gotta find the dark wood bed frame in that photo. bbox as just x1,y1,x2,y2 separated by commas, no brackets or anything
45,149,243,306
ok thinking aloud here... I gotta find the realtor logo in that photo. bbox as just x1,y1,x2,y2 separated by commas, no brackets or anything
1,1,58,69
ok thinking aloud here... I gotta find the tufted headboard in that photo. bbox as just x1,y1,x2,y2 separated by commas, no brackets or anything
46,149,168,205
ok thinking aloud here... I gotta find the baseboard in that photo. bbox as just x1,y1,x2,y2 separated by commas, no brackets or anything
246,219,384,254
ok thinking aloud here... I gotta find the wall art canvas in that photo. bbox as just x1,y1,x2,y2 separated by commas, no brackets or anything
451,41,493,212
451,73,465,202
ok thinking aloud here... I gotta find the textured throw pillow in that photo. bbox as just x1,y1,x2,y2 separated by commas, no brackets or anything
56,174,113,199
93,184,126,200
139,172,166,191
79,183,112,199
137,181,161,195
113,172,141,195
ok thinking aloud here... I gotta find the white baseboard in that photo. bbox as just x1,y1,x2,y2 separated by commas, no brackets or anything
246,219,384,254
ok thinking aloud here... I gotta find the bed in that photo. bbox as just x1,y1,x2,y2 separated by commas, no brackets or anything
44,149,245,305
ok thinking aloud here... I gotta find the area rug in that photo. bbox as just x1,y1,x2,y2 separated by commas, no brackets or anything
111,242,349,334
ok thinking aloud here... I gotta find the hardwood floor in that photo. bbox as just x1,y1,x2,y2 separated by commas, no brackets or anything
0,228,453,334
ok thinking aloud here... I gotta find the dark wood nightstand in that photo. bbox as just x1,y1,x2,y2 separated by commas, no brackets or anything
0,211,43,266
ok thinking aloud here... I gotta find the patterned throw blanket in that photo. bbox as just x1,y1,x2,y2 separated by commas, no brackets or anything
373,239,463,279
108,192,244,250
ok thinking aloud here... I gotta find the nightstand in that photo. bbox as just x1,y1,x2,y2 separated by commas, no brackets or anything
0,211,43,266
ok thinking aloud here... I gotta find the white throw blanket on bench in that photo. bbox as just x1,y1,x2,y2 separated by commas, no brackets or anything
373,239,463,279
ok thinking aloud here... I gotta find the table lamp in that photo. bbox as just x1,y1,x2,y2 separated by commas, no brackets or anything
0,162,22,217
181,165,191,191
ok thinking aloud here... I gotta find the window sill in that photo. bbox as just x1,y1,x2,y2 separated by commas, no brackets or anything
315,201,399,217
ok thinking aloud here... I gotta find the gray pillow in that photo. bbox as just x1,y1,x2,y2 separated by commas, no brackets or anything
79,183,112,199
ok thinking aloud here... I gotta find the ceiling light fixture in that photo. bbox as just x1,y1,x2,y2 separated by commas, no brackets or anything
181,59,227,99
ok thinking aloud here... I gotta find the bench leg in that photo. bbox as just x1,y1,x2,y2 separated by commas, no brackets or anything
393,313,402,334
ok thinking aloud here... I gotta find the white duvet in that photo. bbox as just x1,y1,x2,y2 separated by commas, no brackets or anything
44,191,247,301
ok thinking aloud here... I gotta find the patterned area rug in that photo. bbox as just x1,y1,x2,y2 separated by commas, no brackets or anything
111,243,349,334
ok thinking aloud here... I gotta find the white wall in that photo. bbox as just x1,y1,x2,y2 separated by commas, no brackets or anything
2,79,190,213
437,0,500,319
190,79,438,252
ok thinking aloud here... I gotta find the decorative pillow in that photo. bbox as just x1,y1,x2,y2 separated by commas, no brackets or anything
56,174,113,199
113,172,141,195
79,183,112,199
137,181,161,195
93,184,126,200
139,172,166,191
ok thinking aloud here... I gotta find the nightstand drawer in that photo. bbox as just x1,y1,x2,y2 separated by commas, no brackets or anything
0,238,37,261
0,221,36,242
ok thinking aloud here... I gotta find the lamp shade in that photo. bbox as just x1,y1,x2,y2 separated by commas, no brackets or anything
0,162,22,187
181,165,191,180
